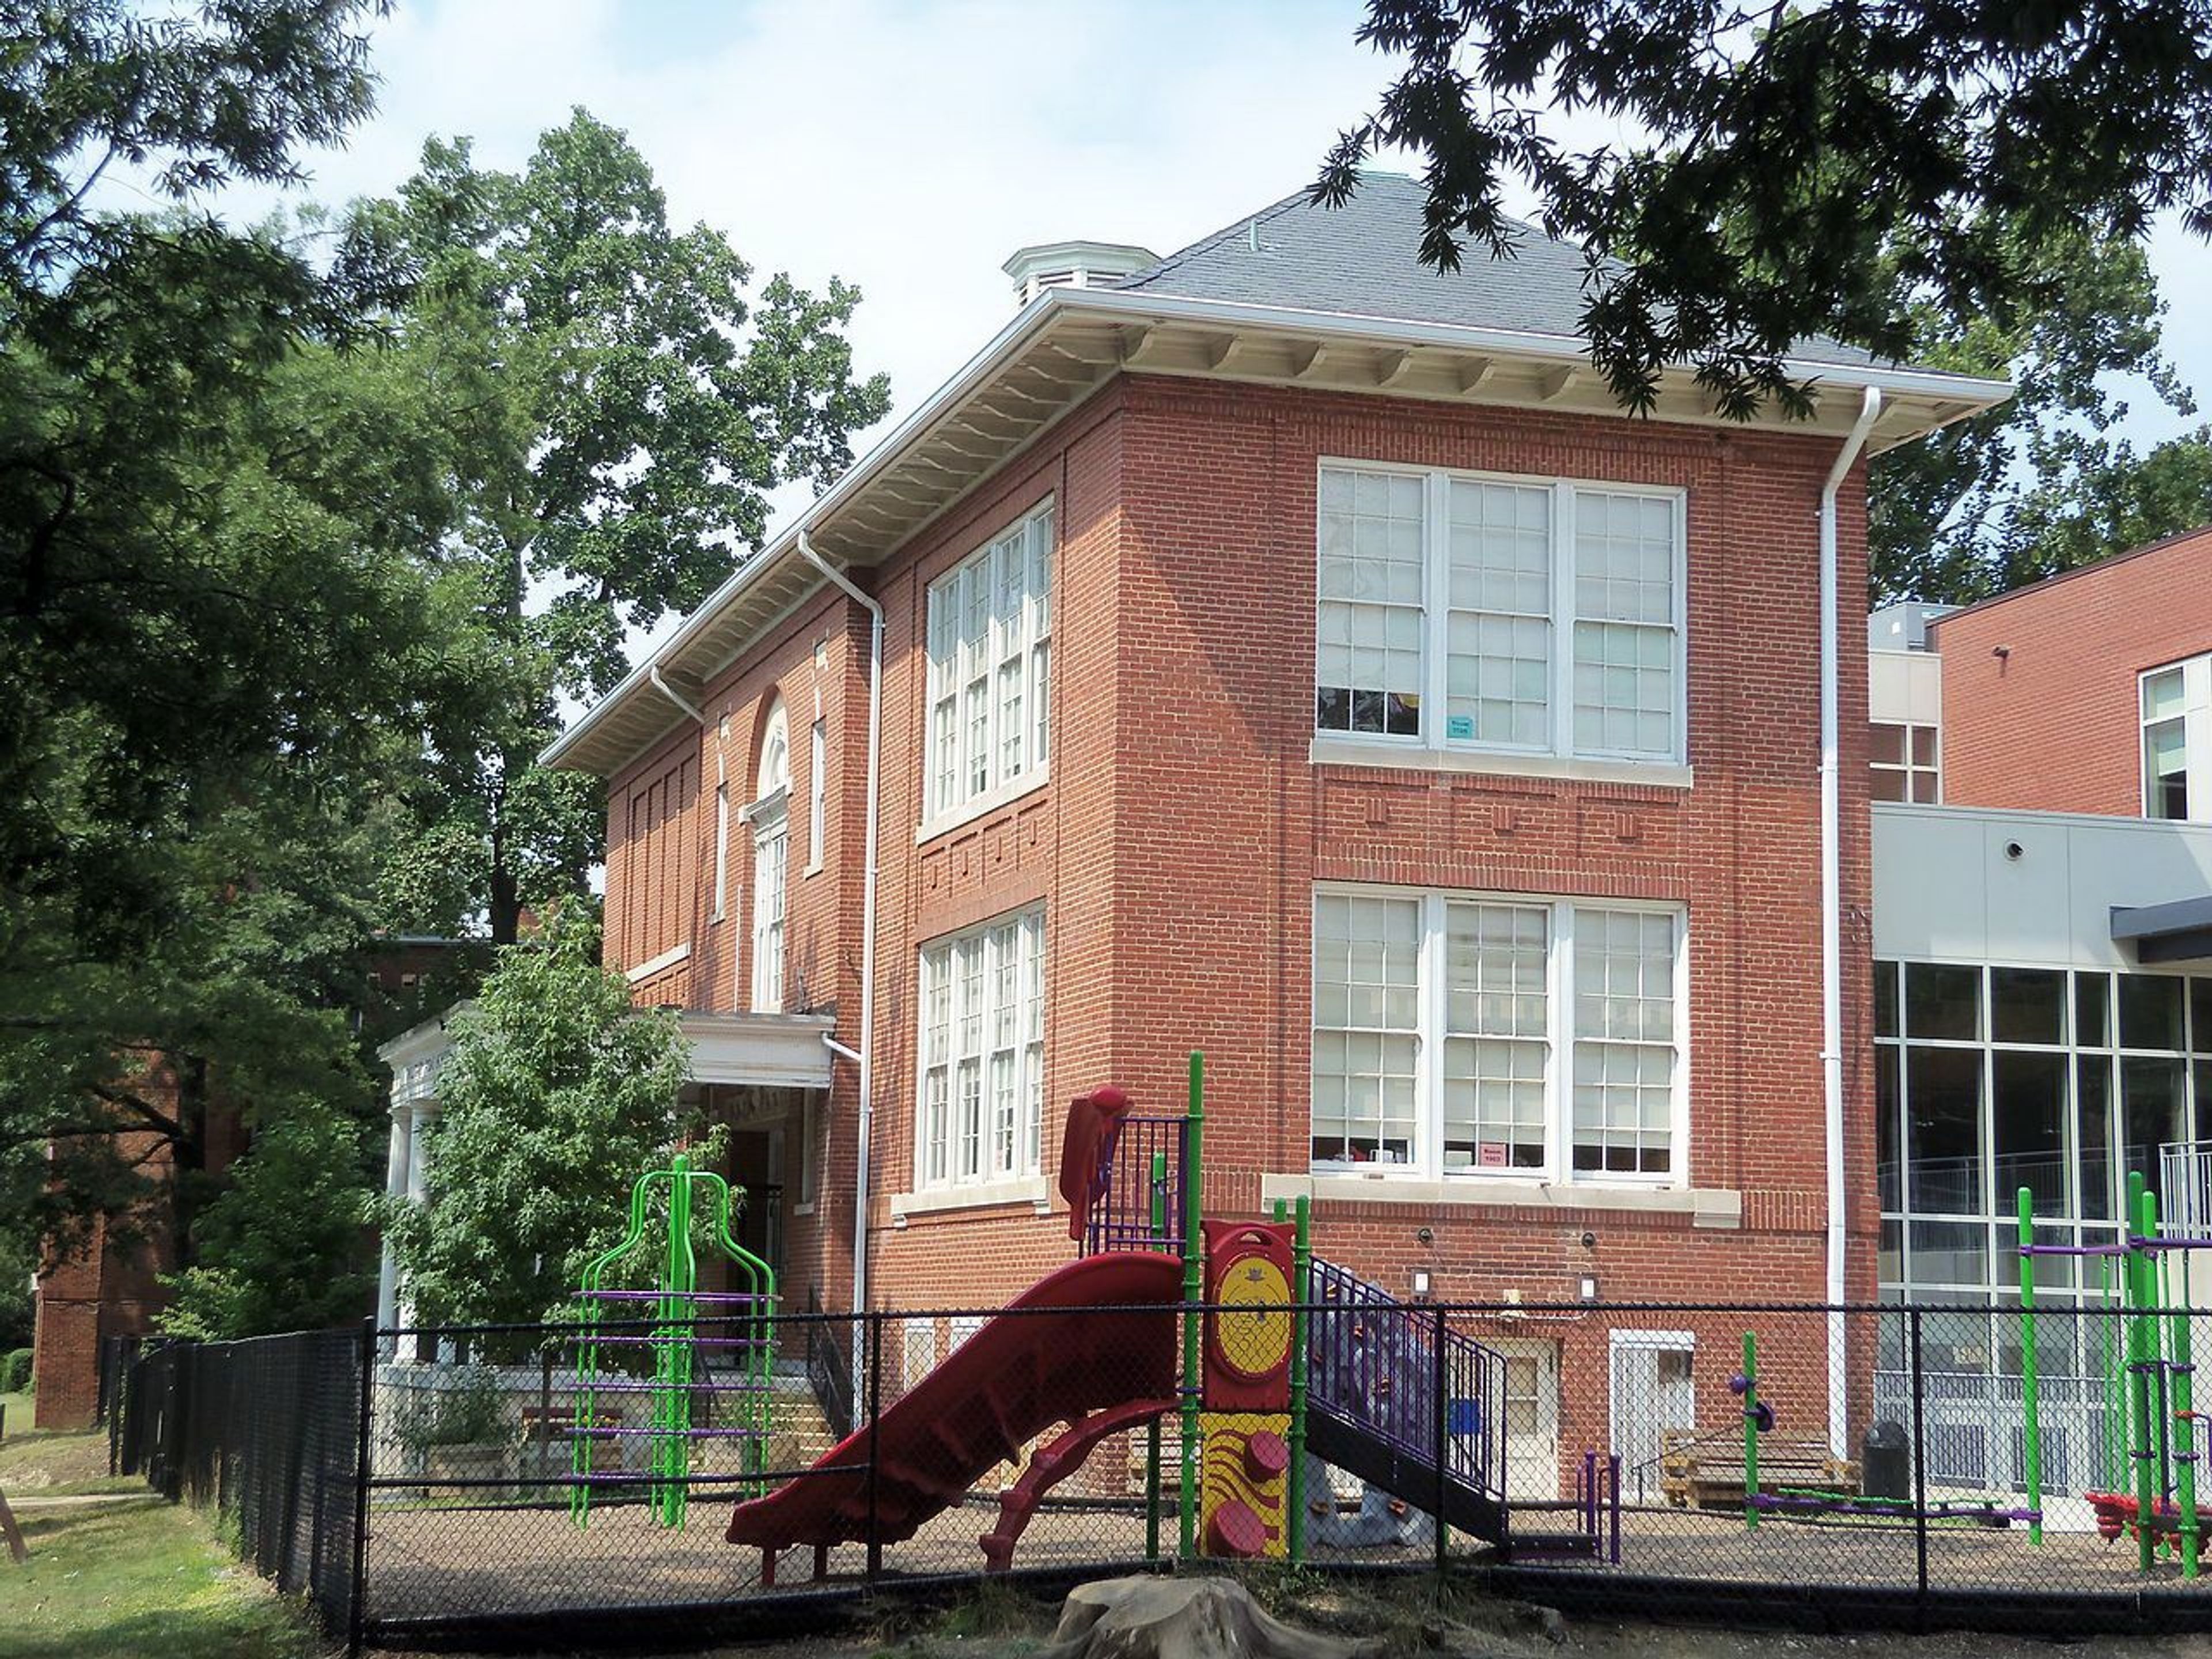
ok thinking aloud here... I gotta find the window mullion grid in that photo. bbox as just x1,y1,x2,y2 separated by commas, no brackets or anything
2191,656,2212,822
1419,892,1444,1177
1670,911,1688,1184
1424,472,1449,752
1979,967,1997,1275
1551,483,1575,759
1550,900,1573,1185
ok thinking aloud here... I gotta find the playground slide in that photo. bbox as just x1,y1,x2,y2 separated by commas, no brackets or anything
726,1250,1181,1571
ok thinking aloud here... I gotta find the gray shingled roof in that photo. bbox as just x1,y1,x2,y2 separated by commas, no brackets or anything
1116,173,1877,369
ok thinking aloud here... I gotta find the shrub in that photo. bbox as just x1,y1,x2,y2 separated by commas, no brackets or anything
399,1366,505,1452
1,1347,33,1394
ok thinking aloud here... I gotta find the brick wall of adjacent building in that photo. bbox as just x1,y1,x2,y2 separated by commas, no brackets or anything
29,1056,245,1429
1930,527,2212,816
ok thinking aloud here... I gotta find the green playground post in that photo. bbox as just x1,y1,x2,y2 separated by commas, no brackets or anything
654,1153,698,1528
1144,1151,1174,1565
1742,1331,1760,1533
1179,1051,1205,1561
2017,1185,2044,1545
2130,1172,2157,1573
1289,1194,1312,1565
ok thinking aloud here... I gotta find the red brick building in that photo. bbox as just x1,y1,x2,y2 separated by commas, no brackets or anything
534,180,2009,1487
1927,529,2212,819
31,935,487,1427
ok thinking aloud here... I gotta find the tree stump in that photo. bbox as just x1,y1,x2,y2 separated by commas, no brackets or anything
1041,1576,1390,1659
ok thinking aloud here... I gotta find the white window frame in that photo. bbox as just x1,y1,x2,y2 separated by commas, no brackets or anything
922,498,1055,837
805,715,827,876
1309,884,1689,1187
1870,719,1941,804
2141,653,2211,823
915,905,1046,1192
1314,459,1688,765
746,703,791,1013
710,774,730,922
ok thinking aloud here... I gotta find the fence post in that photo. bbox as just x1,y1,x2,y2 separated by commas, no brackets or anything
1433,1302,1448,1576
865,1310,884,1581
349,1317,374,1659
1908,1307,1929,1609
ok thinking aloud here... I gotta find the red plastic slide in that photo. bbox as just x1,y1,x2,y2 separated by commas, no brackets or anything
728,1250,1181,1581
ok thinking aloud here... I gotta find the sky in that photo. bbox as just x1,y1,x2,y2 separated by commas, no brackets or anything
173,0,2212,599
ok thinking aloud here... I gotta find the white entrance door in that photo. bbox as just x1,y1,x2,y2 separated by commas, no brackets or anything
1610,1330,1696,1503
1491,1338,1560,1499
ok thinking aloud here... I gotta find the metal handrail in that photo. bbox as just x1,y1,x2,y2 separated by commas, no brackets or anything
1306,1257,1508,1503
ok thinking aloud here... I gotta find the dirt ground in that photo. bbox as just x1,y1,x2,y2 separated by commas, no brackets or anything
371,1573,2212,1659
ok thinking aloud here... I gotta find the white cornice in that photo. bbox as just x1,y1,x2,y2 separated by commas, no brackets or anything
543,283,2013,780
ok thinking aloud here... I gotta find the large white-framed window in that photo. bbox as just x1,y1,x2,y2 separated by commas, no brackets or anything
924,499,1054,831
2142,653,2211,823
1310,886,1687,1183
1315,462,1685,763
916,906,1046,1190
747,702,791,1012
1874,960,2212,1403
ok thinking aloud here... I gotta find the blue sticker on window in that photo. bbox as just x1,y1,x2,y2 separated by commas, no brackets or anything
1446,714,1475,740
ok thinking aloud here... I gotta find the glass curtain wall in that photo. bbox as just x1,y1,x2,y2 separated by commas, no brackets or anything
1874,961,2212,1494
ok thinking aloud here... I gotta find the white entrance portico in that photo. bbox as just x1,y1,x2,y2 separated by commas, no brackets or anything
374,1005,838,1336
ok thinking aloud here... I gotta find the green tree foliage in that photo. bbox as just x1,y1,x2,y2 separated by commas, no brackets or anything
1323,2,2212,418
1,9,886,1339
350,111,891,942
384,908,692,1329
1870,228,2207,602
158,1103,380,1340
0,1,437,1273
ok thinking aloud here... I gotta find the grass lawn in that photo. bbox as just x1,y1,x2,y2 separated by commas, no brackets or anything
0,1416,328,1659
0,1392,134,1498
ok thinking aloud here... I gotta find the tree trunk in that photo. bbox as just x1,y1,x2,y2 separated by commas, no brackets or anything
1041,1578,1389,1659
168,1054,210,1273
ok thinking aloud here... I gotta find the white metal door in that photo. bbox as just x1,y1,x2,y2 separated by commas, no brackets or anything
1492,1338,1560,1499
1611,1330,1696,1503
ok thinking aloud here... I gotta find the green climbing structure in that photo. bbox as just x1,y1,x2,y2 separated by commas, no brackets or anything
571,1153,777,1530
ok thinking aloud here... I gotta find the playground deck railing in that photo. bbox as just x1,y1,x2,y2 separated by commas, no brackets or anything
1083,1112,1191,1257
105,1296,2212,1656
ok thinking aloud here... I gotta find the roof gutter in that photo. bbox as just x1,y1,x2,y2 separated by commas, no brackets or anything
546,282,2008,777
1820,385,1882,1461
796,530,884,1330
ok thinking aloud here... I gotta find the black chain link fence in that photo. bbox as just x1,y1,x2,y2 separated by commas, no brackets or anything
110,1326,368,1642
105,1300,2212,1652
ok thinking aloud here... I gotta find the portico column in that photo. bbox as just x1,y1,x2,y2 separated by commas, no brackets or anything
373,1091,412,1347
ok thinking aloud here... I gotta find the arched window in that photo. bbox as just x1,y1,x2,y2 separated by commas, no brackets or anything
748,701,791,1011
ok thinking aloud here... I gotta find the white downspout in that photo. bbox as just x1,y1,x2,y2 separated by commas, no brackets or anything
796,531,882,1327
1821,386,1882,1460
648,664,707,727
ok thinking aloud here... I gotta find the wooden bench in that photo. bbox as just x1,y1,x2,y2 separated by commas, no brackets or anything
521,1405,622,1475
1660,1429,1860,1510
